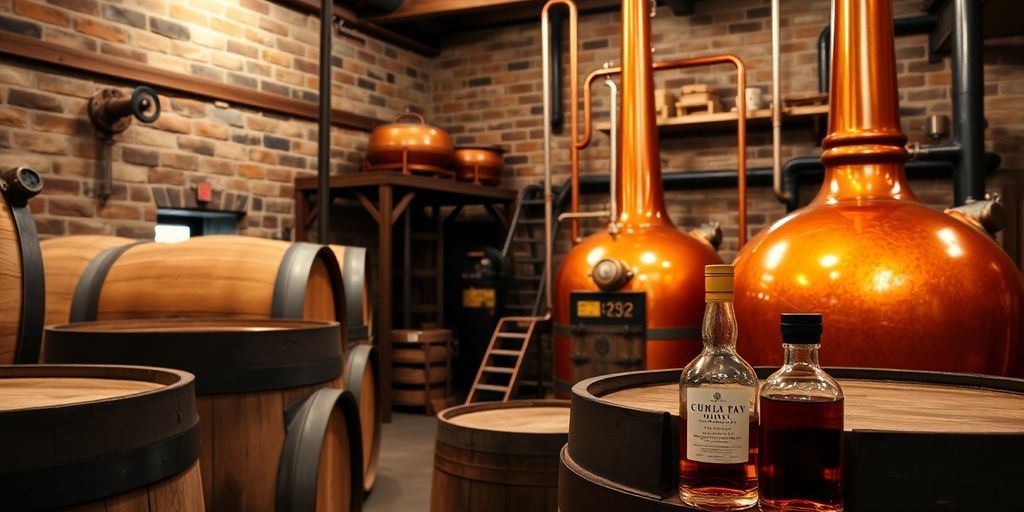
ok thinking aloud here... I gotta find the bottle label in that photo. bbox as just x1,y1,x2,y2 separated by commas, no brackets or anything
685,388,752,464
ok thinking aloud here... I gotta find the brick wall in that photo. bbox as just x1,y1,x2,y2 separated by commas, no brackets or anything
0,0,432,238
433,0,1024,261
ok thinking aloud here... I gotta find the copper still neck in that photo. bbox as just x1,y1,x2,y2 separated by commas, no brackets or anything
616,0,669,226
816,0,913,204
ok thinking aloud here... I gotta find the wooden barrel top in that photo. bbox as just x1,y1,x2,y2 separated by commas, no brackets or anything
602,376,1024,434
0,377,162,410
0,365,201,510
447,406,570,434
437,400,570,455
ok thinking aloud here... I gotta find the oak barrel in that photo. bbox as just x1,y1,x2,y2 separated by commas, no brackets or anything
345,344,382,494
393,329,452,409
39,235,136,327
43,319,363,512
560,368,1024,511
40,235,347,348
431,400,570,512
329,245,373,343
0,166,44,364
0,364,204,511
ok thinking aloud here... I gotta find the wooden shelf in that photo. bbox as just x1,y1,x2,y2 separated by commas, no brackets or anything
596,104,829,135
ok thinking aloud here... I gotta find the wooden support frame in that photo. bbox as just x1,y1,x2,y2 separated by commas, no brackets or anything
0,32,384,133
294,172,516,418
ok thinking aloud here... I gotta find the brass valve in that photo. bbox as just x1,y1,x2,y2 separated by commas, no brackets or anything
591,258,633,291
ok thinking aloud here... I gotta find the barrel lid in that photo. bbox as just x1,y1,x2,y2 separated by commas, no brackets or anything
436,400,570,455
0,376,163,411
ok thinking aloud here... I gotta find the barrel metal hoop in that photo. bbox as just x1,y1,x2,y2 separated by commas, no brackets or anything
552,323,699,340
346,343,381,491
1,423,201,511
433,445,559,486
9,203,43,364
276,387,364,512
43,320,344,394
69,242,143,322
342,246,368,332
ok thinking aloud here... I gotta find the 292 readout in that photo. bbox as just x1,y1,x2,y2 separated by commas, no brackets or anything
569,292,646,326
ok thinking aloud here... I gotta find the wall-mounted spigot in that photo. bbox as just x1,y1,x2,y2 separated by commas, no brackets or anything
88,86,161,204
89,86,161,135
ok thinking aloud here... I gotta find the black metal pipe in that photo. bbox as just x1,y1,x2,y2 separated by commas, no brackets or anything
951,0,984,205
317,0,332,243
818,14,938,93
559,150,1000,214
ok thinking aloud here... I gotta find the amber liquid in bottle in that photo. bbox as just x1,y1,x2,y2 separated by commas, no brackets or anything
759,397,844,510
679,265,758,511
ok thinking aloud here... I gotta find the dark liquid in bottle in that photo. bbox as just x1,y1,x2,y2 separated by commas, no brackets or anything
759,396,844,511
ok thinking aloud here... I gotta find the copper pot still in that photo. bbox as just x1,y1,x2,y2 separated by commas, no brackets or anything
453,146,504,185
365,112,453,173
552,0,722,394
733,0,1024,376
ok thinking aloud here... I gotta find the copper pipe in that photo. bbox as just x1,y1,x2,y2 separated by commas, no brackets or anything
542,0,578,309
576,55,749,247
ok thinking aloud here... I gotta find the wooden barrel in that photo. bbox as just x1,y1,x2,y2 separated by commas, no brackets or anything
40,235,346,344
345,344,382,494
431,400,570,512
393,329,451,409
0,166,44,364
39,235,136,327
560,368,1024,511
0,364,204,511
329,245,373,343
42,318,363,512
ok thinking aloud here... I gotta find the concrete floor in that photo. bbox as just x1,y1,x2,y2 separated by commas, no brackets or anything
364,412,438,512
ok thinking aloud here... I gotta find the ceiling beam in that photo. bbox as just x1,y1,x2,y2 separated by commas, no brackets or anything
367,0,537,24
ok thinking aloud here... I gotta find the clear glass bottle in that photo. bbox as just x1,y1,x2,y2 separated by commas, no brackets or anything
758,313,844,512
679,264,758,511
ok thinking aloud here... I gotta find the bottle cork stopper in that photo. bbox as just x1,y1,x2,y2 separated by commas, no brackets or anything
705,264,733,300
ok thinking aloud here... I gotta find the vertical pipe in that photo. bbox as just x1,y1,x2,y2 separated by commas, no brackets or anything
951,0,984,205
605,74,618,233
770,0,789,204
317,2,333,243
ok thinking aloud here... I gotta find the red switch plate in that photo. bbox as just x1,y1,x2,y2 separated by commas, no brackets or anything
196,182,213,203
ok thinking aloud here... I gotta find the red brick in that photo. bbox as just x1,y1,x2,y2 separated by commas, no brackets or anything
0,107,27,128
74,17,126,42
13,131,66,154
48,197,95,217
14,0,69,26
98,202,141,220
48,0,97,15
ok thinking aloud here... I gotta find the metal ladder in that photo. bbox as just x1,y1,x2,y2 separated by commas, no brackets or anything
464,184,562,403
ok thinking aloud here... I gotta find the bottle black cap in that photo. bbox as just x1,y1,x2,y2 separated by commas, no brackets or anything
780,313,823,344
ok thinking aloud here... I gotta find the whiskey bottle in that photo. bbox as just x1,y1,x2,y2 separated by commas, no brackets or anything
758,314,844,512
679,264,758,510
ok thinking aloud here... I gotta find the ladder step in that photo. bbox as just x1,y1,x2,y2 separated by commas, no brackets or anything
513,237,545,243
519,219,545,224
490,349,521,357
482,366,514,374
497,332,529,339
521,199,546,205
515,257,544,263
512,276,541,281
475,384,509,393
